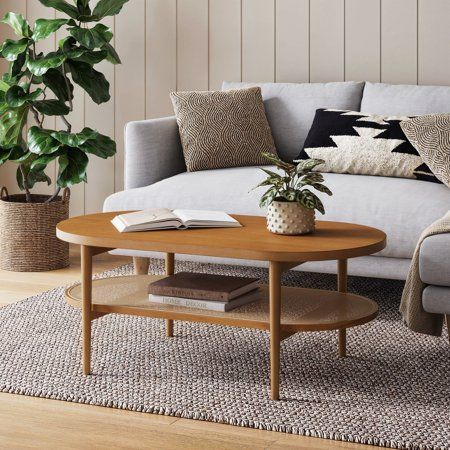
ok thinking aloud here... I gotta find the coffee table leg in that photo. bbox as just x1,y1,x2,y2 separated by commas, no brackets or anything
81,245,93,375
338,259,348,358
269,261,281,400
165,253,175,337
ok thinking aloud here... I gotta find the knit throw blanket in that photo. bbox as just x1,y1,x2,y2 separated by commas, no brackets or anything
400,211,450,336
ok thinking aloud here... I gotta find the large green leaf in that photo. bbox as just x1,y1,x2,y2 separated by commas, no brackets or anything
32,18,72,41
69,24,113,50
28,126,61,155
92,0,129,19
32,99,70,116
16,165,51,190
1,38,30,62
0,105,28,146
0,13,31,38
102,42,121,64
30,151,62,171
5,86,42,107
76,0,91,16
73,49,107,65
58,148,89,187
66,60,110,104
51,128,98,147
27,170,52,188
11,51,27,77
38,0,80,19
27,51,66,76
0,145,27,165
42,68,74,101
80,133,116,158
0,80,10,92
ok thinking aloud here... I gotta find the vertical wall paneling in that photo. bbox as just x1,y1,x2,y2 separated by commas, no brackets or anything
84,16,115,214
1,0,450,215
146,0,177,118
209,0,241,90
242,0,275,82
27,1,56,196
177,0,209,91
418,0,450,86
275,0,309,82
345,0,381,82
115,0,146,192
381,0,417,84
0,1,27,192
310,0,345,82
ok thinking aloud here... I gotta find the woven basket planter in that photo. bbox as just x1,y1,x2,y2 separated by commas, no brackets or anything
0,187,70,272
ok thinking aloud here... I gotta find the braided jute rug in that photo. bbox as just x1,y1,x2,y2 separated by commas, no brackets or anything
0,260,448,450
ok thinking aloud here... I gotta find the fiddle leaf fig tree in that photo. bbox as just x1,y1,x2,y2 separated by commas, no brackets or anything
0,0,128,202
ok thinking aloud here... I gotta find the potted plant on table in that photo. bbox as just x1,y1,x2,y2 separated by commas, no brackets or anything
254,153,333,235
0,0,128,272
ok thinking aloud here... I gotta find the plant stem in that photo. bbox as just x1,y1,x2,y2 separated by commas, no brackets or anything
61,115,72,132
19,164,32,203
45,186,61,203
30,105,44,128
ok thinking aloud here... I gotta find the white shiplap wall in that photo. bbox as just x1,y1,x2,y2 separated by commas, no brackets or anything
0,0,449,215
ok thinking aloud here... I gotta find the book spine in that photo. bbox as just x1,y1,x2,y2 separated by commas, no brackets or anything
148,286,228,302
149,295,226,312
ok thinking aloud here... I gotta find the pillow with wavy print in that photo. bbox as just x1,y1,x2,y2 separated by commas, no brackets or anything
170,87,277,172
401,114,450,188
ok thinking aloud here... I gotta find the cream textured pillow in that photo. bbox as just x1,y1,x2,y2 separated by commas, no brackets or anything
401,114,450,188
170,87,277,172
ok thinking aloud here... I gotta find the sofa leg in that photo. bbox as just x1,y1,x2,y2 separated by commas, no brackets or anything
133,257,150,275
446,315,450,345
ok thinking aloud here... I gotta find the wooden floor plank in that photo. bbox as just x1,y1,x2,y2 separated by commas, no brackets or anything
0,246,371,449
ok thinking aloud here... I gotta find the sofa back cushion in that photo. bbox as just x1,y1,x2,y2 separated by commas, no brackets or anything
222,81,365,162
361,82,450,116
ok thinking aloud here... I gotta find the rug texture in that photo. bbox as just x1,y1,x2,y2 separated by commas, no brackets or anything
0,260,449,450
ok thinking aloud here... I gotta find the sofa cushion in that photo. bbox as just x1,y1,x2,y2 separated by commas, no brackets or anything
104,168,450,259
222,81,364,162
297,108,439,183
419,233,450,286
360,82,450,116
422,286,450,315
170,87,277,171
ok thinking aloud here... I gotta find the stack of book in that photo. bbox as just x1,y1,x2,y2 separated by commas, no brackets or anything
148,272,260,312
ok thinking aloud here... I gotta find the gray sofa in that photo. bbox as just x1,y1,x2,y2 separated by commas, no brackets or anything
421,234,450,334
104,81,450,324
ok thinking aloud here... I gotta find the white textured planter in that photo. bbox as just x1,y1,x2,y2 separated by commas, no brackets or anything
267,200,315,235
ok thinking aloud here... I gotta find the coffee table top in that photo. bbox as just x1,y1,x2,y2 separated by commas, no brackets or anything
57,213,386,262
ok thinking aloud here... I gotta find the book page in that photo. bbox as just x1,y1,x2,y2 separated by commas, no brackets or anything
118,208,179,227
173,209,239,226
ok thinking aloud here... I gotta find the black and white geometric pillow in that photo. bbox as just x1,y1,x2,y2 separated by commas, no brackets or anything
296,109,440,183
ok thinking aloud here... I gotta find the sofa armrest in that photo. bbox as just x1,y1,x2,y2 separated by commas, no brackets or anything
419,233,450,287
124,116,186,189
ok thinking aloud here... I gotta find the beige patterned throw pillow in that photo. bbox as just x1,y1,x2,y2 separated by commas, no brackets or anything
401,114,450,188
170,87,277,172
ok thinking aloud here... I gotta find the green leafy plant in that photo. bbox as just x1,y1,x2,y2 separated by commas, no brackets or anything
253,153,333,214
0,0,128,202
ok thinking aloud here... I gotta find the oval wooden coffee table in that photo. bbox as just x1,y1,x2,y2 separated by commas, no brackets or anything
57,213,386,401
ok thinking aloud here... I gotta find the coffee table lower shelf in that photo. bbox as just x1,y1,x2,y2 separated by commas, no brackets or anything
65,275,378,333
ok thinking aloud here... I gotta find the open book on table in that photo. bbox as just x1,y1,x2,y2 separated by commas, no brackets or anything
111,208,242,233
